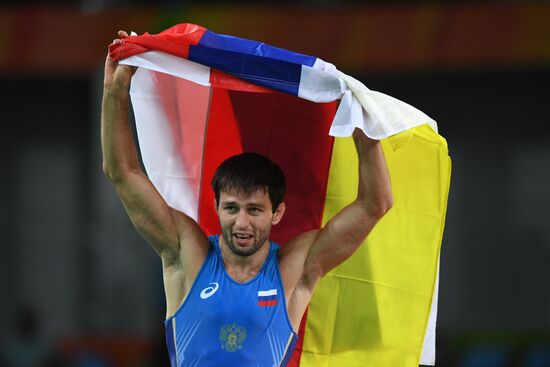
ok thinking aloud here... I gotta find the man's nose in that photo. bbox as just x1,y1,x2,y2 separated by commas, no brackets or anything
234,210,250,228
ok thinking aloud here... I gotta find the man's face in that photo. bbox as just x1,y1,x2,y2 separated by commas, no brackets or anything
216,188,284,257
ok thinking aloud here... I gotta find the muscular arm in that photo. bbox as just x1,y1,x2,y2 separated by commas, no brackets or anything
101,33,208,314
282,128,392,327
304,129,392,277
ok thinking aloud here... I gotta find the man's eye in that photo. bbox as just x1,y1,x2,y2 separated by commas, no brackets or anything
249,208,261,214
225,206,238,212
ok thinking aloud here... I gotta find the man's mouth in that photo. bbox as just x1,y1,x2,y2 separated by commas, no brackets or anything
233,233,253,245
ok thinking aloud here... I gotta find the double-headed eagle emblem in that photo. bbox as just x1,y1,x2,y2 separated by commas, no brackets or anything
219,323,247,352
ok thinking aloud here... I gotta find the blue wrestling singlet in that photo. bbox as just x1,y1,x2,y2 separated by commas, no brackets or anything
164,235,298,367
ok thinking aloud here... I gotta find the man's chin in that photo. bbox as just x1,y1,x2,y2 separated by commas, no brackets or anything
221,231,268,257
228,241,260,257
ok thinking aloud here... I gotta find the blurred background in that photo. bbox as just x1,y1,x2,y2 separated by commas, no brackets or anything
1,0,549,366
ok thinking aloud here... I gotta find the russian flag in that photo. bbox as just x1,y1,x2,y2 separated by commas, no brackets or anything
109,23,450,367
258,289,278,307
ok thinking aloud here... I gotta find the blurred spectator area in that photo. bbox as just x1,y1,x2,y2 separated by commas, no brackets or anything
0,2,550,75
59,337,153,367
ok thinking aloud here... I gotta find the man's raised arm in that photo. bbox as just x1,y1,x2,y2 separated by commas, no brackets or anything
299,128,393,286
101,32,208,267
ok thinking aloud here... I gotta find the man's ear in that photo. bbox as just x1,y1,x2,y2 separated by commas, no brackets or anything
214,199,219,214
272,202,286,225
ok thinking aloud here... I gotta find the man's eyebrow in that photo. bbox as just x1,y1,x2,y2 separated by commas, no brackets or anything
221,201,238,206
220,200,265,208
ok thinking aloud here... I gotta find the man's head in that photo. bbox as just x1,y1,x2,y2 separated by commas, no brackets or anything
211,152,286,213
211,153,286,257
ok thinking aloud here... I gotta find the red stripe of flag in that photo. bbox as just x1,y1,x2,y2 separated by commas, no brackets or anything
198,88,243,234
210,69,274,93
109,23,207,62
258,300,278,307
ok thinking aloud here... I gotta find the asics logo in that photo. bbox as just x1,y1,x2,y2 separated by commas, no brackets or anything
200,282,219,299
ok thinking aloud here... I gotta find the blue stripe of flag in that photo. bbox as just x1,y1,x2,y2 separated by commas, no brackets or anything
198,30,317,67
188,44,303,95
258,294,278,302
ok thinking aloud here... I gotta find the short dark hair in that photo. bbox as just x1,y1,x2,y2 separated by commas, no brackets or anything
211,153,286,212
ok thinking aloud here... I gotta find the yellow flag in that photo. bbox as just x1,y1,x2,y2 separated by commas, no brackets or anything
301,124,451,367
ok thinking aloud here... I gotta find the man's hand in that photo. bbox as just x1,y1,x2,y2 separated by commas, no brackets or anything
103,31,136,93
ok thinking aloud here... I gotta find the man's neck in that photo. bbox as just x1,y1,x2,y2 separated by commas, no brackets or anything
219,236,270,283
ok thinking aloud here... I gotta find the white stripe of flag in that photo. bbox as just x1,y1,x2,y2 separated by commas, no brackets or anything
258,289,277,297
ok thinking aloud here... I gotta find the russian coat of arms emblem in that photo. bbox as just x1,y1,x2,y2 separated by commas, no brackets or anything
219,323,247,352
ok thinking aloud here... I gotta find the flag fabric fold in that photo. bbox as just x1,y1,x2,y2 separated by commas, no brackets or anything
110,23,451,367
111,23,437,140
